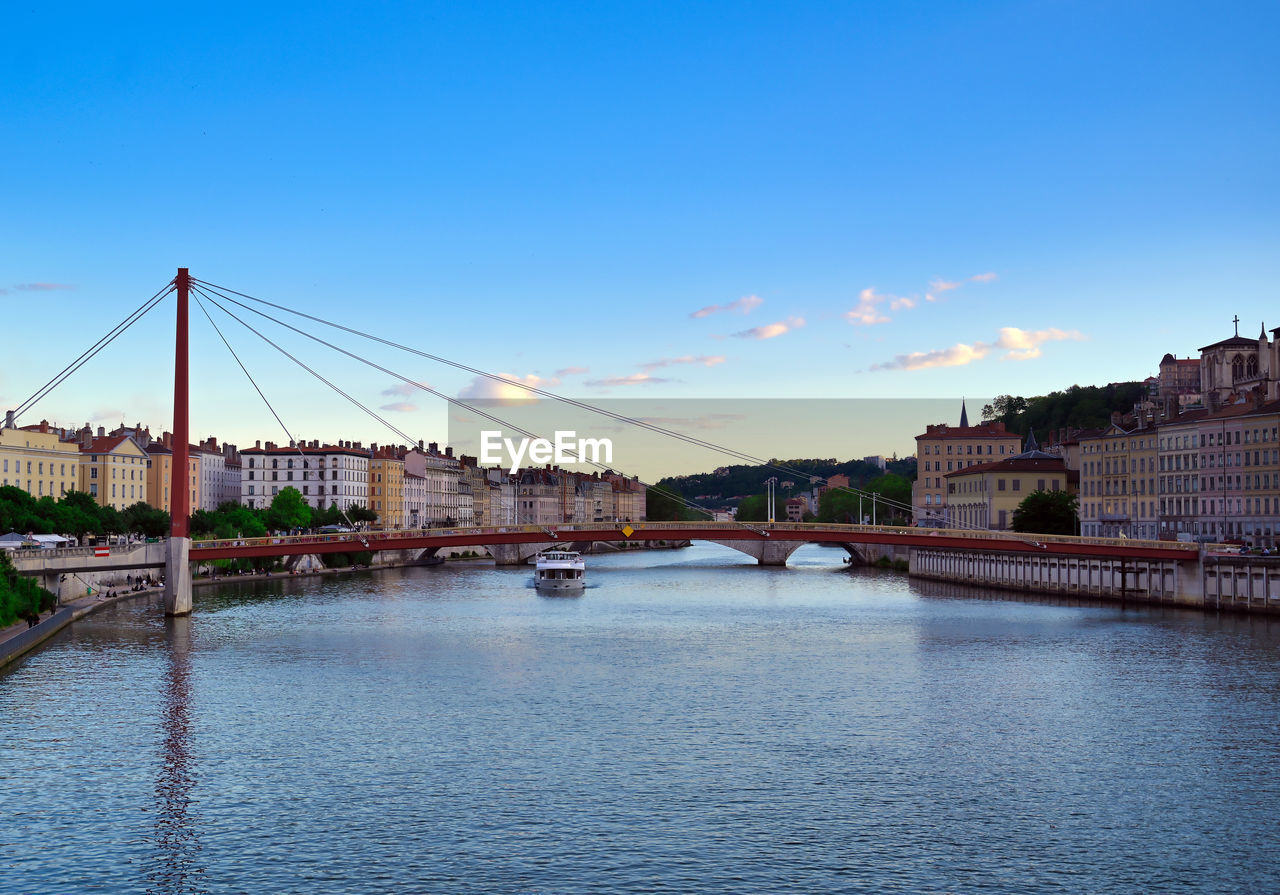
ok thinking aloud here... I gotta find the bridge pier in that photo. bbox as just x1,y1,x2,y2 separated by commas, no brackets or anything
488,542,556,566
708,539,807,566
165,537,192,616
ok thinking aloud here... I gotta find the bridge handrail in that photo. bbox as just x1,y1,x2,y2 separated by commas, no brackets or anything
5,541,156,560
188,521,1205,553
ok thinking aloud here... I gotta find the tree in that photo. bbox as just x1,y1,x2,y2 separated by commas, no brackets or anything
223,504,266,539
0,485,41,534
61,491,102,539
647,487,692,522
346,504,378,525
0,549,52,627
97,505,124,536
816,474,912,525
1011,490,1079,536
266,487,312,532
122,501,170,538
735,494,769,522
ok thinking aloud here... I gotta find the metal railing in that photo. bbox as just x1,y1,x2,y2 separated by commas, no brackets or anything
187,521,1208,554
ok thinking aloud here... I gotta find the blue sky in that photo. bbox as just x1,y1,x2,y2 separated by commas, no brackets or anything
2,1,1277,466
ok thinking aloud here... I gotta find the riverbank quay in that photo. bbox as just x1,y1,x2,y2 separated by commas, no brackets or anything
0,585,165,672
0,555,442,672
0,544,675,672
908,546,1280,616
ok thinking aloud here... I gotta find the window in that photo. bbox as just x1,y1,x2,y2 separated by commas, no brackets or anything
1012,480,1021,491
998,479,1006,491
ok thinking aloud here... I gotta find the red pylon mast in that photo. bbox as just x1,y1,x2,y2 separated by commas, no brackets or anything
170,268,190,539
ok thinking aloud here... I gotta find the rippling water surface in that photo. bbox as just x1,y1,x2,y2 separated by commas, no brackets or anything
4,543,1280,893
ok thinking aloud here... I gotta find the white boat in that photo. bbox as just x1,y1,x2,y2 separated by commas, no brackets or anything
534,550,586,594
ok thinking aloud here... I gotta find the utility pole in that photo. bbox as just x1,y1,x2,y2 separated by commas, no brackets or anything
165,268,193,616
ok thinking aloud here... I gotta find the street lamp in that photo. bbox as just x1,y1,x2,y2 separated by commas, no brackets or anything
765,477,778,523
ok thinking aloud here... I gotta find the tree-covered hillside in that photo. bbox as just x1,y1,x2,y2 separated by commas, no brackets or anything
649,456,916,518
981,383,1148,438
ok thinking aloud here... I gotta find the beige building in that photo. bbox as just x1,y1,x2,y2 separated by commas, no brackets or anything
914,402,1021,527
605,472,646,522
1078,424,1160,539
944,450,1074,532
145,443,175,514
79,431,150,510
461,459,492,527
0,421,80,500
369,447,405,529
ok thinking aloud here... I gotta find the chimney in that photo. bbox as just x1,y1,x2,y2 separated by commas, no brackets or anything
255,440,262,449
80,426,93,449
418,440,424,451
97,426,105,437
445,446,453,458
429,442,438,453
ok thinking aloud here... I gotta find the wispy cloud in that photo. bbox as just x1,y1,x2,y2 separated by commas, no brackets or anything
91,408,126,421
381,380,431,397
16,283,75,291
380,402,418,413
554,365,590,377
691,294,763,319
925,272,996,302
733,316,805,340
639,354,726,371
584,373,673,388
870,326,1085,371
457,372,558,403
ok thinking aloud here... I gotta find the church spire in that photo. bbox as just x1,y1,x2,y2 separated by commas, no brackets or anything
1024,428,1039,452
959,398,969,428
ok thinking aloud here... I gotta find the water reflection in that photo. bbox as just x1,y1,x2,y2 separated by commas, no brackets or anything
147,615,204,895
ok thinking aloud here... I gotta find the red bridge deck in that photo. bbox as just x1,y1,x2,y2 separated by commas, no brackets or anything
189,522,1206,563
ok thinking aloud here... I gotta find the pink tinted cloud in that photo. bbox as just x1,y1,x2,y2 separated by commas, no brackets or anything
845,289,891,325
639,355,726,371
733,316,805,340
584,373,673,388
691,294,763,319
870,326,1084,371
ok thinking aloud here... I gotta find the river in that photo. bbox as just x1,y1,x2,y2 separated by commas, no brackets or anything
2,543,1280,893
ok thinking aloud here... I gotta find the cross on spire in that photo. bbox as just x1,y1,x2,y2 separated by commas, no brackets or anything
1234,314,1240,337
